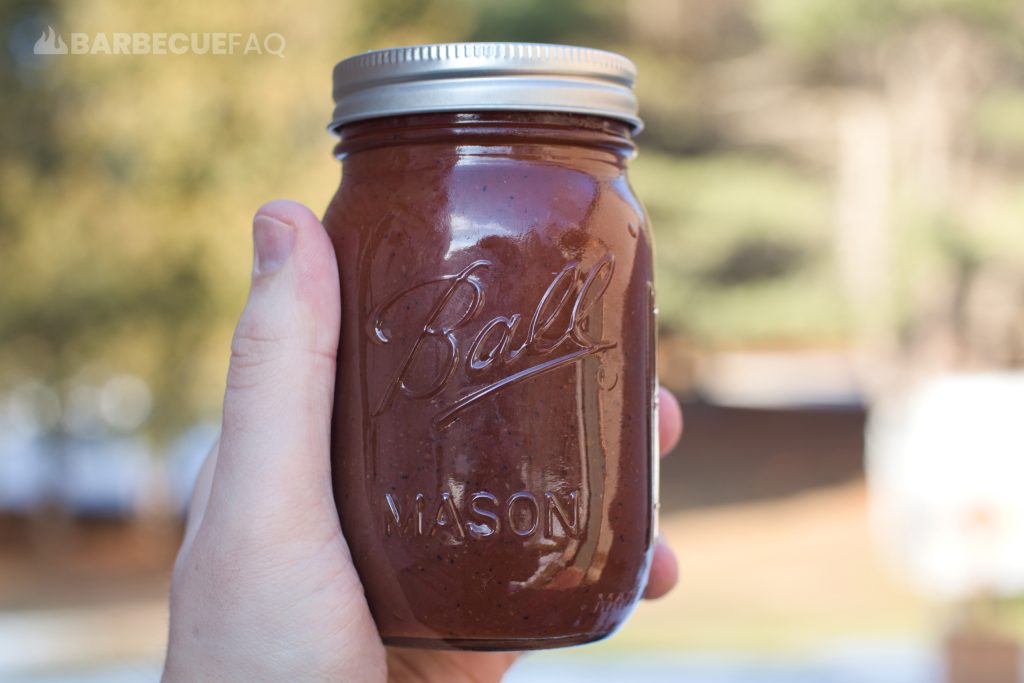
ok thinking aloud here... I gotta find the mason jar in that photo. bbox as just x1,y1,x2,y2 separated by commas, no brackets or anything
324,42,656,650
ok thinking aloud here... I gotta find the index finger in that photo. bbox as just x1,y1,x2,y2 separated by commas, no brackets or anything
658,386,682,456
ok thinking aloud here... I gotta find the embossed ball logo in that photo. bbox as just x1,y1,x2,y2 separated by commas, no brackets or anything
369,253,616,428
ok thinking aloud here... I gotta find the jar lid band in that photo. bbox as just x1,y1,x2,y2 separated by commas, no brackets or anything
329,42,642,135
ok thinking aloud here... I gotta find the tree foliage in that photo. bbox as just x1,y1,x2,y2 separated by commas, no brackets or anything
2,0,1023,442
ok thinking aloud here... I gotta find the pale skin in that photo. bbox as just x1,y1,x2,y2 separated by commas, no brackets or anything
162,200,684,683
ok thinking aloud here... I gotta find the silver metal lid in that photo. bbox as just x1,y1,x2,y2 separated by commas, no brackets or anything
329,42,642,135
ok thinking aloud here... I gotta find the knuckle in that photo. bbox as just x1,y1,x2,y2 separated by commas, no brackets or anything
224,308,337,392
227,322,286,389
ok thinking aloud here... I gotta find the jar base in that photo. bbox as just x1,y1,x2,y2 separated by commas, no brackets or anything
384,630,613,651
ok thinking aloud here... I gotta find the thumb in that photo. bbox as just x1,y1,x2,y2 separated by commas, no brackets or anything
206,200,341,529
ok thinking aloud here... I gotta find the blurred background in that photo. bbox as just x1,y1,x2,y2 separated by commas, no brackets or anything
3,0,1024,681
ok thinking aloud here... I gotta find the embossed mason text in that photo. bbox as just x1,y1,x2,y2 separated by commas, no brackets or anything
383,488,582,543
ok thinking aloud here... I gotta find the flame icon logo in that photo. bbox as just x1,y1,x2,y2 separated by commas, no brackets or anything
33,26,68,55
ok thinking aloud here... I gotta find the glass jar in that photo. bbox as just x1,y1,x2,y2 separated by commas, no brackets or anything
324,43,656,650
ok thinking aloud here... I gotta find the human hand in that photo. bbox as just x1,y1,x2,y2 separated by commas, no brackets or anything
162,200,683,683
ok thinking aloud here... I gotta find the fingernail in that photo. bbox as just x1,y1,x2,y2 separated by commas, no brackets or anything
253,214,295,276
